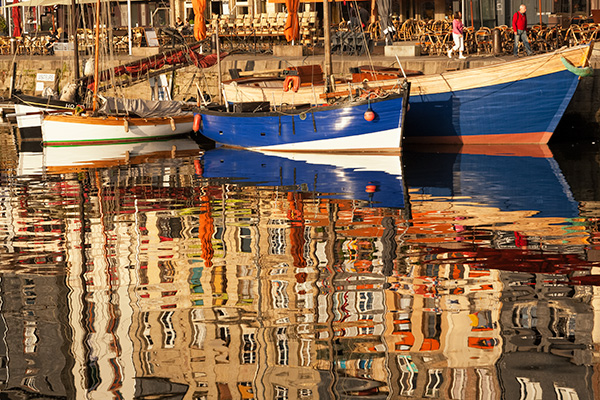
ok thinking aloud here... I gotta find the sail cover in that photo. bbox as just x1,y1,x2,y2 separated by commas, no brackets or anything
98,97,189,118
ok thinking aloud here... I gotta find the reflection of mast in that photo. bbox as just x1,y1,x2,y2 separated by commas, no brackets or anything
288,192,306,270
65,171,136,396
65,173,92,395
198,193,214,268
324,202,339,397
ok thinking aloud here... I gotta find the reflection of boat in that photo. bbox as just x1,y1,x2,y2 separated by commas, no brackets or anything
403,144,578,218
221,44,593,145
17,138,202,175
200,148,405,208
44,138,202,173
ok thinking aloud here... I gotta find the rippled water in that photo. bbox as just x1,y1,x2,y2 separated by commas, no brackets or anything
1,132,600,399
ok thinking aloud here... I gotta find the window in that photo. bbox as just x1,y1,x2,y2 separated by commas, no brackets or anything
191,309,206,349
160,311,176,348
276,328,289,366
242,333,256,364
239,227,252,253
398,355,418,396
268,219,287,255
425,369,443,398
271,280,289,309
142,312,154,349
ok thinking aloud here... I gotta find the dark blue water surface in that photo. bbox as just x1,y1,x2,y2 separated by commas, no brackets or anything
1,135,600,399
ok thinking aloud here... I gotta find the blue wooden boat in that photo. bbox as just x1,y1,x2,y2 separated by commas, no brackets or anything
220,43,593,145
361,43,594,144
192,86,410,152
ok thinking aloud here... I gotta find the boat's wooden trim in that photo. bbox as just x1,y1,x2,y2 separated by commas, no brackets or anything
403,131,553,145
43,114,195,126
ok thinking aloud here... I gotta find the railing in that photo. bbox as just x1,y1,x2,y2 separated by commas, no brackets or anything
4,15,597,57
389,17,599,56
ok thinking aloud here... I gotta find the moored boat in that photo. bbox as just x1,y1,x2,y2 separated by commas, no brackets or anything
192,87,410,153
41,112,195,147
220,43,594,145
12,92,78,141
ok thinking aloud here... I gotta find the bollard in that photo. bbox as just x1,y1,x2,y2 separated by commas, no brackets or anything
492,28,502,54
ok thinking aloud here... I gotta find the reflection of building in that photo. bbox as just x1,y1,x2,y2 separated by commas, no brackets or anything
3,151,600,399
498,270,597,398
0,274,70,396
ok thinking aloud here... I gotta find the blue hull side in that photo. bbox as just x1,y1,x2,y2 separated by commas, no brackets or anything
195,95,406,150
405,70,579,144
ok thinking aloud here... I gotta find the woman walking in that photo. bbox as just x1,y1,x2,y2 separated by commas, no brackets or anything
448,12,466,59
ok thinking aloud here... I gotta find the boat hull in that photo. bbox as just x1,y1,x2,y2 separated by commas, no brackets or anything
194,93,408,152
221,44,592,145
13,95,78,141
41,114,195,146
404,69,579,144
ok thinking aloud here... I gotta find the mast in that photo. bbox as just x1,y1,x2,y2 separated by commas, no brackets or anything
322,0,332,91
92,0,101,112
71,0,79,81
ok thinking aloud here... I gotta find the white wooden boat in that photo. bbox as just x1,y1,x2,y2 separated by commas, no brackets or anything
42,113,194,146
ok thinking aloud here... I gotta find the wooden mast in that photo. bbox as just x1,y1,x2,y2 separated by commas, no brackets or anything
70,0,79,81
92,0,101,112
322,0,332,91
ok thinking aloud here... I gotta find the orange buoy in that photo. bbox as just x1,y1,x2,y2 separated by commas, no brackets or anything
366,183,377,193
193,114,201,132
283,75,300,92
364,108,375,121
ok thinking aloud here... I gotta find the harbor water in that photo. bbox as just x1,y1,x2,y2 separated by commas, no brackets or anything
1,130,600,399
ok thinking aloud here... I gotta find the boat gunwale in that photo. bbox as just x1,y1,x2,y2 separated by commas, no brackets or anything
43,113,195,126
196,91,408,118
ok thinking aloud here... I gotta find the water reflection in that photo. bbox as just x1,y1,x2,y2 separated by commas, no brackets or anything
0,135,599,399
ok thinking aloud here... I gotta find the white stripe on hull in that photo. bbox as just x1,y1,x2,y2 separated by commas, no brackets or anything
249,127,402,152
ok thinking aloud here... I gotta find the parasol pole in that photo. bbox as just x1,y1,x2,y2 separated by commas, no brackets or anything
539,0,542,26
469,0,473,28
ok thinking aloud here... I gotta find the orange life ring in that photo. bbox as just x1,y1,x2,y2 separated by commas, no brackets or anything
283,75,300,92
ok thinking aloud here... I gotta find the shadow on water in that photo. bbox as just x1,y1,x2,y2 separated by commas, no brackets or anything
0,135,600,398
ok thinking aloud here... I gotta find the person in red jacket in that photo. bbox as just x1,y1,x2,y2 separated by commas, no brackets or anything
512,4,532,56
